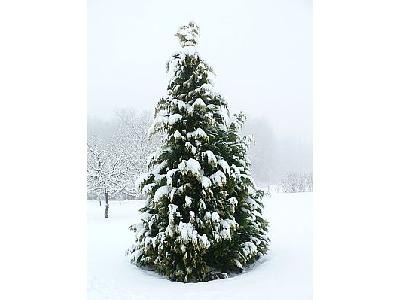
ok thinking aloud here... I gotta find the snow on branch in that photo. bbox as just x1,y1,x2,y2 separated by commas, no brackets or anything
175,21,200,48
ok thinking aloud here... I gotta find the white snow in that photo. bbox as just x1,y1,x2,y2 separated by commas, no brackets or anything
177,22,200,48
135,172,149,190
211,211,220,222
178,222,198,244
219,106,231,127
220,218,237,240
142,182,155,195
200,83,213,92
178,158,201,179
199,234,211,249
210,170,227,186
168,203,179,223
203,150,217,167
182,45,197,56
218,159,230,173
187,128,207,140
242,241,258,256
88,192,312,300
192,98,206,109
172,99,189,111
184,196,192,207
154,185,171,202
166,169,178,186
173,130,182,139
228,197,238,206
185,142,196,155
168,114,182,125
201,176,212,189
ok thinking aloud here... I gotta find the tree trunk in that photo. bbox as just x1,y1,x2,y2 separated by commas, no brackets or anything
104,191,109,218
96,193,101,206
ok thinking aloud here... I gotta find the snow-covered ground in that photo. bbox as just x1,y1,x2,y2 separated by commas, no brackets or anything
88,192,312,300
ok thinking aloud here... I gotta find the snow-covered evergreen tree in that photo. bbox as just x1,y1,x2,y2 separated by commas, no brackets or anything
127,22,269,282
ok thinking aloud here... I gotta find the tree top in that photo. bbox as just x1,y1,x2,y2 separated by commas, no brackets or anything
175,22,200,48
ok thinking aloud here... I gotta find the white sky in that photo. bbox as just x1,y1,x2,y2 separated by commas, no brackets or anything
88,0,312,144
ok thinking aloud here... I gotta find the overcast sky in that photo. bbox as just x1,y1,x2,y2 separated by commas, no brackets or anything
88,0,312,144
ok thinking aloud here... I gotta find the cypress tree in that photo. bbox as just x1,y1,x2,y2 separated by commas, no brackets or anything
128,22,269,282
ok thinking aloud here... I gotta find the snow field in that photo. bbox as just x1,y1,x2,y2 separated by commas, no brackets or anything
88,192,312,300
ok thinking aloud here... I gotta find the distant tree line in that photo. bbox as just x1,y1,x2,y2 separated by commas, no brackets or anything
278,172,313,193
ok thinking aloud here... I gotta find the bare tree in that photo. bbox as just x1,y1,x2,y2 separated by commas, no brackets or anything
87,135,129,218
114,109,162,198
87,109,162,210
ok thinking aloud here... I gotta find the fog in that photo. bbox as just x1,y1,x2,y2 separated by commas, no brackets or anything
88,0,312,183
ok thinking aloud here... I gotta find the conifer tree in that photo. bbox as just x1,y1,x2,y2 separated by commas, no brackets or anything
127,22,269,282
